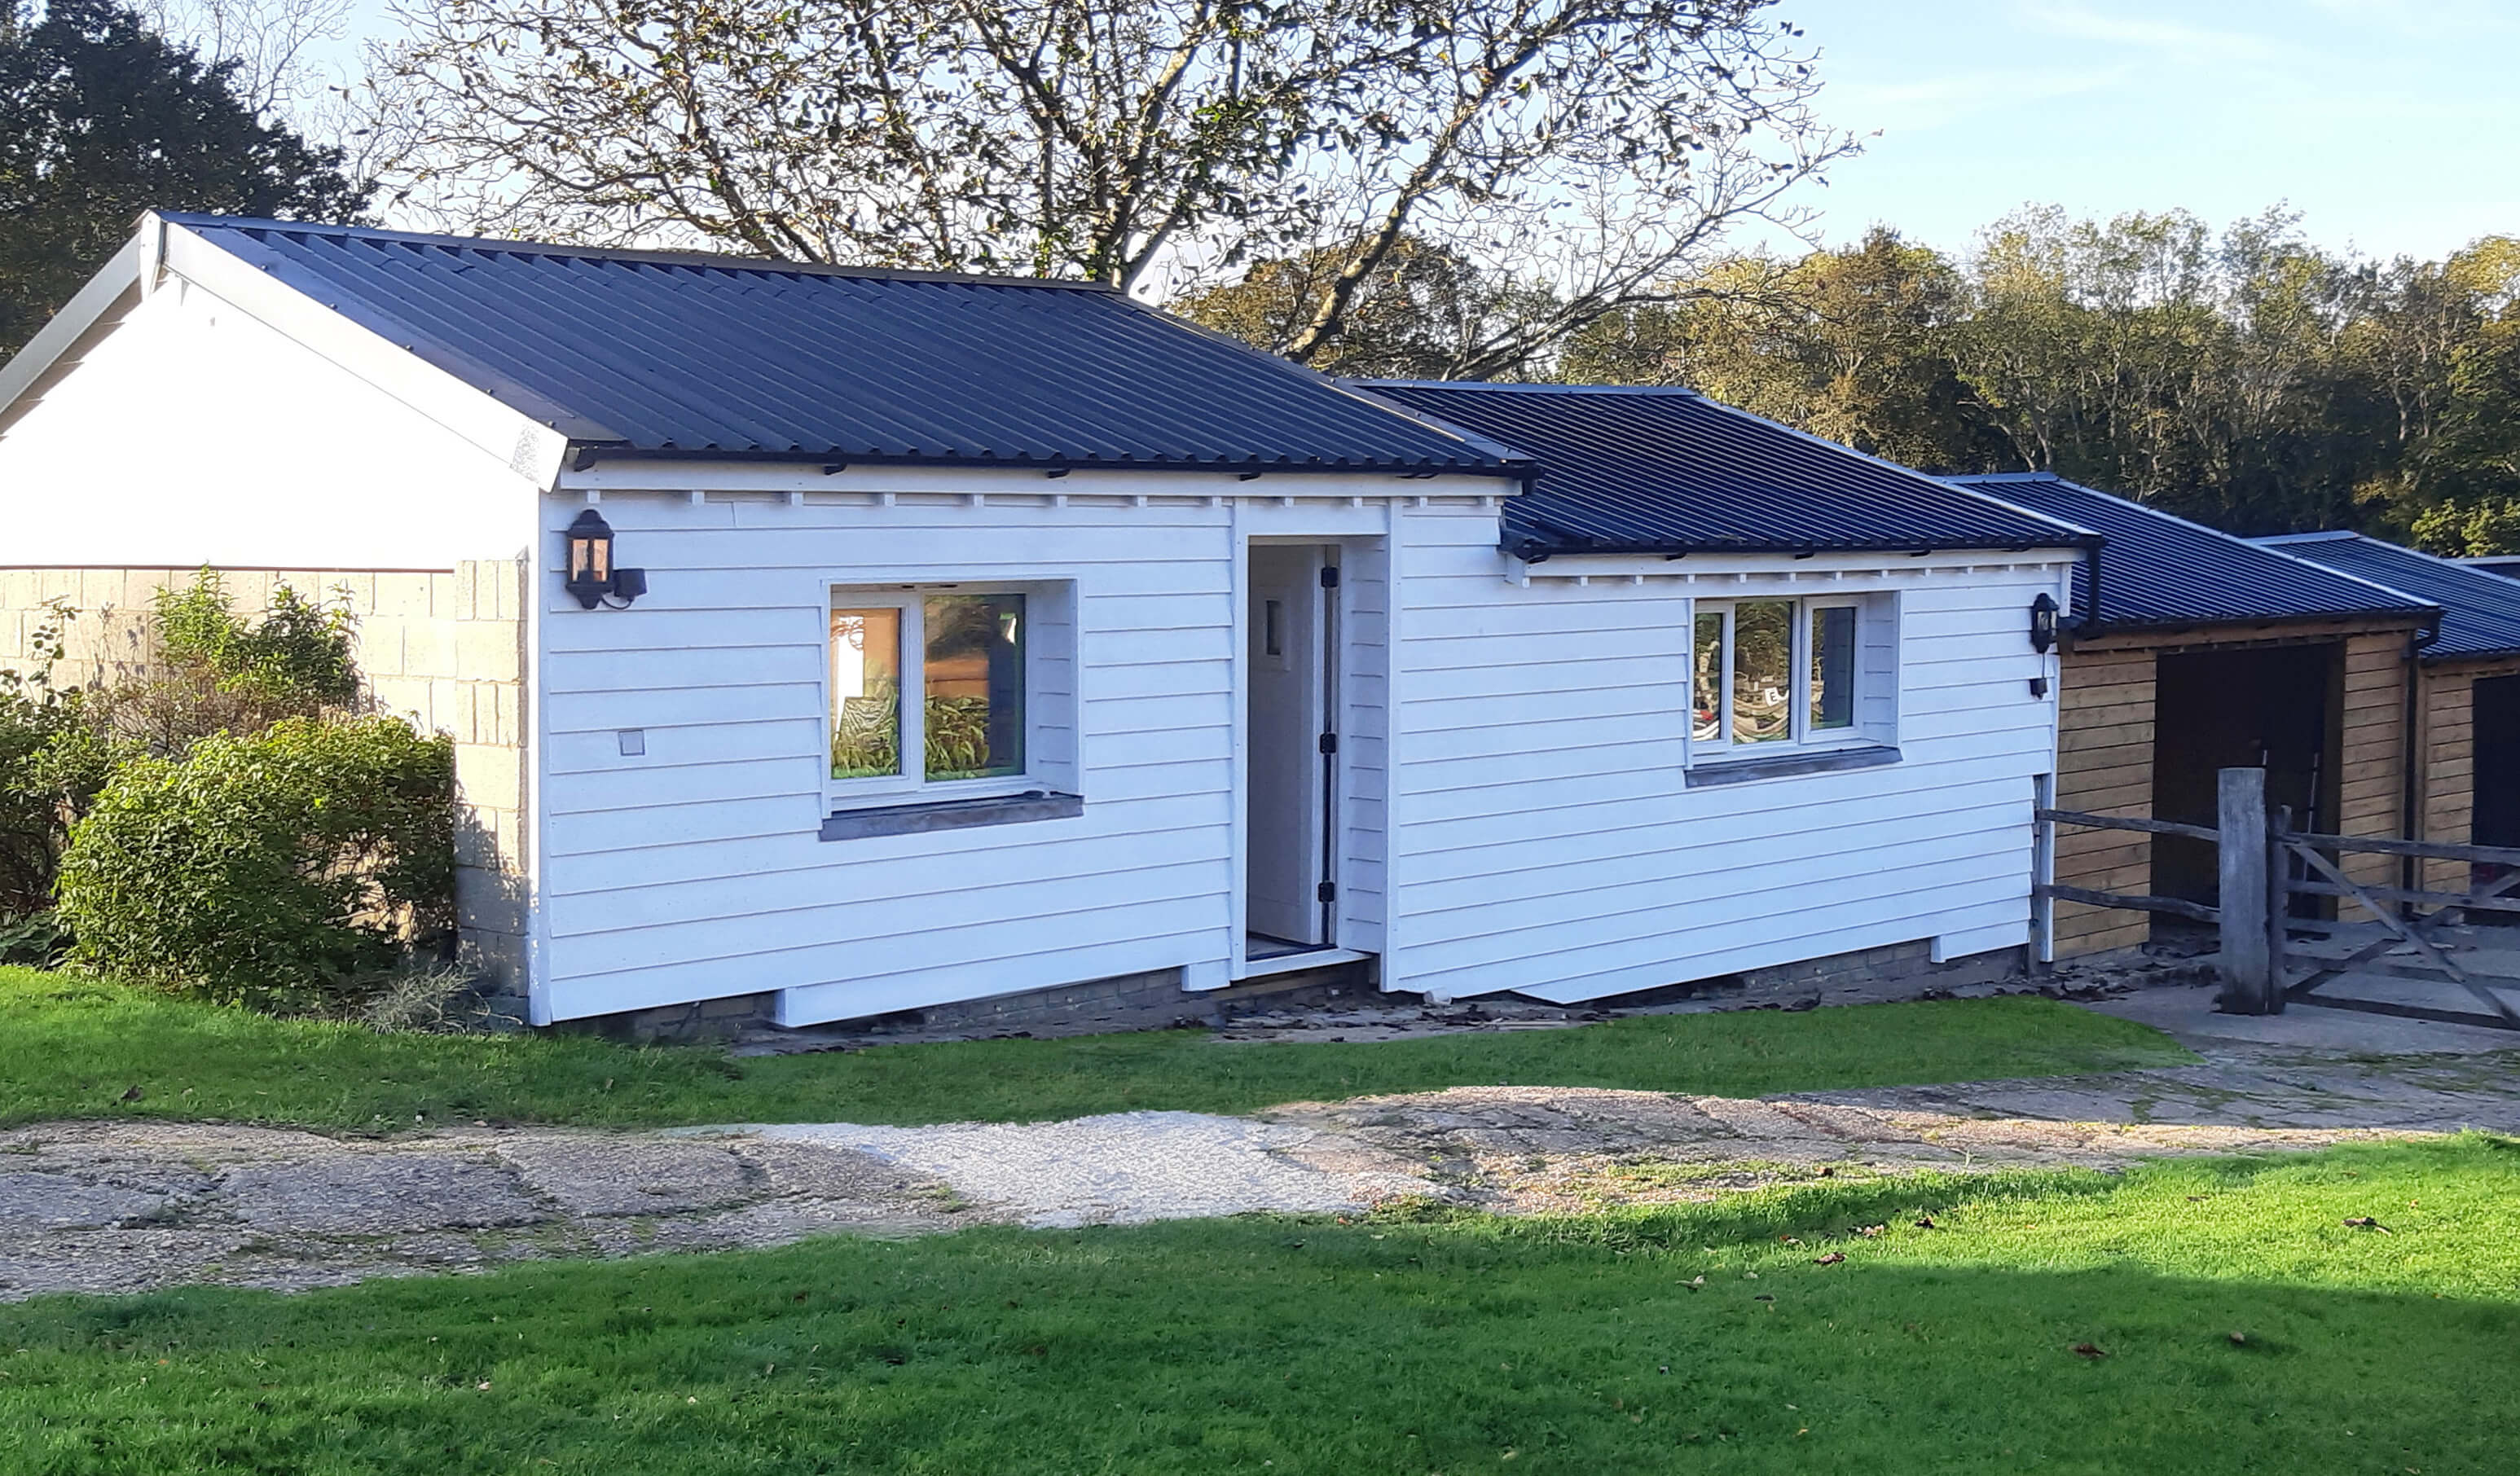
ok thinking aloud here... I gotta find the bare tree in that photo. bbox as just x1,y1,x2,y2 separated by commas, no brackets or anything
368,0,1854,362
143,0,351,120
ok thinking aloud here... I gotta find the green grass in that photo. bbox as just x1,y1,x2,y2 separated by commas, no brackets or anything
4,1138,2514,1474
0,967,2192,1131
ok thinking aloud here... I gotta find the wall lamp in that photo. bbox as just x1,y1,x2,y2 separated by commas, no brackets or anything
564,508,649,610
2029,592,2060,654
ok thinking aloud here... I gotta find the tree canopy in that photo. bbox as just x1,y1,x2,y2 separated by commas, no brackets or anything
374,0,1854,367
1563,209,2520,554
0,0,366,359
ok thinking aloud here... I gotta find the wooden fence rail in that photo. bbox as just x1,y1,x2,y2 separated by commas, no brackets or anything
2035,773,2520,1030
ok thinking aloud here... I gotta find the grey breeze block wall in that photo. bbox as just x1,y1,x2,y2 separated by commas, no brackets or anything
0,562,532,991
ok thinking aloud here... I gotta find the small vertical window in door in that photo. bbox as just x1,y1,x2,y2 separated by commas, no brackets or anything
1264,599,1285,658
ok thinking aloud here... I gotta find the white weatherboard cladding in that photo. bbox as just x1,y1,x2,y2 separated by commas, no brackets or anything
1385,507,2074,1004
531,477,1427,1025
0,276,536,569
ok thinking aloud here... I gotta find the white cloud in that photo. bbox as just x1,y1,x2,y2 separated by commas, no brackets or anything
2018,2,2294,66
1823,64,2132,133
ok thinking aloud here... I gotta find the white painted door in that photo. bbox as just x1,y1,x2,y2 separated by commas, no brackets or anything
1247,544,1331,945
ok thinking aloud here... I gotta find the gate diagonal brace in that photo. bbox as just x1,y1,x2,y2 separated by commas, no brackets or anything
2285,841,2520,1026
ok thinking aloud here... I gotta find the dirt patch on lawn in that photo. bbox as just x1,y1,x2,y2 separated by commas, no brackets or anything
1263,1086,2418,1215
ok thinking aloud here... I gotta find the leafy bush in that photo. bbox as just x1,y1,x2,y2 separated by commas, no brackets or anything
55,715,455,1008
152,570,359,709
90,570,362,761
0,600,93,913
0,909,69,966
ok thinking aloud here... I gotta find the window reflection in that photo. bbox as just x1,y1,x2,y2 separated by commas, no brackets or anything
924,593,1027,780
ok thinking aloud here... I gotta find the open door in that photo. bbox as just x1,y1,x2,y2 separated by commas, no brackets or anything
1246,544,1337,953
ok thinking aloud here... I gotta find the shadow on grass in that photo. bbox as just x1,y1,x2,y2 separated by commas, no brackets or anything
6,1140,2514,1474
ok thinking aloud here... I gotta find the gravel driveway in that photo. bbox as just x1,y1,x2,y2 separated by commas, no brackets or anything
5,984,2513,1302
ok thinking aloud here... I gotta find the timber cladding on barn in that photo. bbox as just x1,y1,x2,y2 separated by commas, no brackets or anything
2419,657,2520,894
2048,622,2421,959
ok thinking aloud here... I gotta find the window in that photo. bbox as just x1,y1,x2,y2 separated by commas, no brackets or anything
1690,596,1877,759
829,587,1035,802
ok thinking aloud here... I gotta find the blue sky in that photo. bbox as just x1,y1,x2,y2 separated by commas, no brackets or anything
314,0,2516,266
1776,0,2520,261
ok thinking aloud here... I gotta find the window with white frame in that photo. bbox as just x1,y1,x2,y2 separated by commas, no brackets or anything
829,585,1058,805
1690,595,1885,758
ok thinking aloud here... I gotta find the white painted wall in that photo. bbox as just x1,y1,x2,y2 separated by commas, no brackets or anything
1384,504,2075,1004
533,467,1457,1025
0,274,538,570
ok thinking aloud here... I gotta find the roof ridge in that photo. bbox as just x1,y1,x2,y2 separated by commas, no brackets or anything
2254,529,2363,545
1351,378,1703,398
161,213,1123,293
2260,529,2520,591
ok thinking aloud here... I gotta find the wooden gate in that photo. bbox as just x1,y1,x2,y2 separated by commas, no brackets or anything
2037,767,2520,1030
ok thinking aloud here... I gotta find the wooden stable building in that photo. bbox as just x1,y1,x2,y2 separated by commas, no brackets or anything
2259,534,2520,899
1946,475,2440,959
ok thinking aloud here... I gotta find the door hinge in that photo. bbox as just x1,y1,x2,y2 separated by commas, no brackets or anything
1317,731,1338,754
1317,880,1337,903
1319,564,1340,589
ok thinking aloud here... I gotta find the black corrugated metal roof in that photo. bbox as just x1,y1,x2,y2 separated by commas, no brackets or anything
1944,473,2435,633
169,214,1522,472
1357,382,2093,556
2256,533,2520,662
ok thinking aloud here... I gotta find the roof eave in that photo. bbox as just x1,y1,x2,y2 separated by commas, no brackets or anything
1506,534,2101,560
0,230,151,423
2072,606,2439,641
564,444,1527,477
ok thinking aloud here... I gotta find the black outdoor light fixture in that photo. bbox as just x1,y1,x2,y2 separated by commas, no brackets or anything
563,507,648,610
2029,592,2060,654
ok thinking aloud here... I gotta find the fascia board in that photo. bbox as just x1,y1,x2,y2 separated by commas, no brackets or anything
156,219,574,489
0,235,149,427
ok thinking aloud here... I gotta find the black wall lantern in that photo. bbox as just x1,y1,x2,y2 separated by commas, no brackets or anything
563,508,648,610
2029,591,2060,654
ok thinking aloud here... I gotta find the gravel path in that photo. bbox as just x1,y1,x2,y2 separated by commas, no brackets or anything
7,985,2514,1302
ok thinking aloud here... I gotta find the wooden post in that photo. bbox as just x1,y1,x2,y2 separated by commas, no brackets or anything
2219,767,2272,1014
2266,806,2291,1015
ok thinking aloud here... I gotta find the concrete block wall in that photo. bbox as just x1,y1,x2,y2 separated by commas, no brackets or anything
0,566,464,733
0,562,533,992
449,559,531,994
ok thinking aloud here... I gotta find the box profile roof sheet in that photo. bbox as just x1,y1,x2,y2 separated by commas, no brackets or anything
1357,381,2094,556
163,214,1524,473
2256,532,2520,662
1944,472,2436,633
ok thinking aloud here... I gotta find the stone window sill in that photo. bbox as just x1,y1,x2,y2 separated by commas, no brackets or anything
1684,744,1901,789
820,789,1084,841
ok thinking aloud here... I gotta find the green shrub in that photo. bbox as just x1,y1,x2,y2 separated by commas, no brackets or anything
93,570,363,761
0,599,93,913
55,715,455,1008
0,909,68,965
152,569,359,709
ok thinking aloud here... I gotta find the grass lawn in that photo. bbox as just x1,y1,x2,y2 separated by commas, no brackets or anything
0,966,2192,1131
4,1138,2514,1474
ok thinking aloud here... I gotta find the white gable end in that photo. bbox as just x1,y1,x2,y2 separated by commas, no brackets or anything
0,234,543,571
